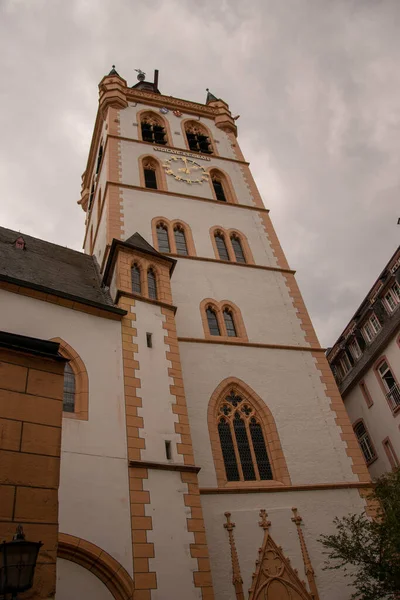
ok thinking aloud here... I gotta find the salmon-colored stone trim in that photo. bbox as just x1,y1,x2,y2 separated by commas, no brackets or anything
50,338,89,421
136,109,173,147
208,167,238,204
117,296,157,594
151,216,196,257
360,381,373,408
106,108,124,245
200,298,248,342
161,306,215,598
58,533,134,600
382,436,399,470
0,281,123,321
209,226,254,265
207,377,291,488
181,119,218,156
312,352,371,483
138,154,167,192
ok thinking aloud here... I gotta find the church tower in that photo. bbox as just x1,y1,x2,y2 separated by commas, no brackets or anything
78,67,372,599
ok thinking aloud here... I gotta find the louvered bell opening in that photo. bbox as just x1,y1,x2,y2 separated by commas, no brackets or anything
142,123,153,142
198,135,212,154
153,125,166,145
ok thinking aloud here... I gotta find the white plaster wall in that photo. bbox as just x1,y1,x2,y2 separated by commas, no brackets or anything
201,487,364,600
179,343,357,487
84,120,108,257
0,290,133,575
146,470,201,600
134,301,182,463
171,260,306,346
344,331,400,478
119,138,254,206
56,558,114,600
120,188,278,268
121,103,237,160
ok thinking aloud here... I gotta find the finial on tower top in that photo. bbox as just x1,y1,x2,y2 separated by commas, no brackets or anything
108,65,120,76
135,69,146,82
206,88,218,104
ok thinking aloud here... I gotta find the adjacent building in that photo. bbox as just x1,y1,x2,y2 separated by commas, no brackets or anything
327,247,400,479
0,67,375,600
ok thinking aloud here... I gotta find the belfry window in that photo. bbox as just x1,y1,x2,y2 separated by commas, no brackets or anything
174,226,188,256
141,115,167,145
185,123,213,154
206,307,220,336
217,390,273,482
63,363,75,413
212,175,226,201
223,309,237,337
215,233,229,261
147,269,157,300
156,223,170,253
231,235,246,263
353,421,376,464
144,165,157,189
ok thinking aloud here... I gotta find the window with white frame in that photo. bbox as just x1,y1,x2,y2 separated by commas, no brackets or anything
384,283,400,313
340,352,352,375
353,421,376,464
392,281,400,301
349,339,362,361
363,314,381,343
377,360,400,411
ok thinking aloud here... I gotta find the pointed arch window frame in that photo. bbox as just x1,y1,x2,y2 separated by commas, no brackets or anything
139,155,167,191
50,338,89,421
200,298,248,341
208,168,237,204
151,217,197,257
208,377,291,487
210,226,254,265
181,119,217,156
137,110,171,146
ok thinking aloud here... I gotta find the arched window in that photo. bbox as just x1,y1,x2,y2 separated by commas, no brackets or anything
63,363,75,413
156,223,170,253
223,309,237,337
353,421,376,464
131,264,141,294
96,144,103,174
211,172,227,201
185,122,213,154
206,307,220,336
147,269,157,300
231,235,246,263
217,389,273,482
143,158,158,189
174,225,188,256
140,113,167,145
215,233,229,261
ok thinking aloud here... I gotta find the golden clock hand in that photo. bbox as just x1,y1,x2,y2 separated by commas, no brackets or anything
181,157,191,174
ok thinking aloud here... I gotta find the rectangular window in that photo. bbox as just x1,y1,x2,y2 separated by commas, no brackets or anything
383,438,399,470
349,339,362,361
360,381,373,408
363,322,374,343
144,168,157,189
165,440,172,460
392,281,400,302
385,291,397,313
370,314,381,334
146,333,152,348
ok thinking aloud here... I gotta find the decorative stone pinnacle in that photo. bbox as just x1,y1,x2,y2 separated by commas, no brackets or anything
259,510,271,530
224,512,235,531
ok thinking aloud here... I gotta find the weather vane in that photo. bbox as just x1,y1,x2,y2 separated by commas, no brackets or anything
135,68,146,82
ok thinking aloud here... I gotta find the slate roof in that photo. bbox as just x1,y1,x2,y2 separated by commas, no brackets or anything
0,226,122,313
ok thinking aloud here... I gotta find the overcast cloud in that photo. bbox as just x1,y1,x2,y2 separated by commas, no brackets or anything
0,0,399,346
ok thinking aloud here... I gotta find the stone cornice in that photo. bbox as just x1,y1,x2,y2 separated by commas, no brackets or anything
125,88,218,117
177,337,324,353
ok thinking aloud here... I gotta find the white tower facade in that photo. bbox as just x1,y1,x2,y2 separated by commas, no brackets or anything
76,68,374,600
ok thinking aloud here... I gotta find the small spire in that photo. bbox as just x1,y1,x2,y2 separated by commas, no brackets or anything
206,88,218,104
108,65,120,76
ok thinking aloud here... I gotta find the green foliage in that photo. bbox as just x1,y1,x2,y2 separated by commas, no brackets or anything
319,469,400,600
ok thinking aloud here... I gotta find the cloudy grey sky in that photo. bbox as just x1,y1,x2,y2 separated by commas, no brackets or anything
0,0,399,346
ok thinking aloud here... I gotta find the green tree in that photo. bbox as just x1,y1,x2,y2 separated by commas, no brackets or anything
319,469,400,599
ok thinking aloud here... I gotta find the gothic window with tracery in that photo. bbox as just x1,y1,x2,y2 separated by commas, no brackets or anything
143,158,158,189
231,235,246,263
206,307,220,336
185,122,213,154
215,232,229,261
174,225,188,256
217,390,273,482
156,223,170,253
141,114,167,145
131,264,142,294
147,268,157,300
63,363,75,413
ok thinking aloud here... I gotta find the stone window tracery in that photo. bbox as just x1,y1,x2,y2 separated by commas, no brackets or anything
217,389,273,482
210,227,253,265
152,217,196,257
184,122,213,154
140,113,168,145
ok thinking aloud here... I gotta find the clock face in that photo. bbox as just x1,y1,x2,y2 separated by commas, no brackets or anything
162,156,209,184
